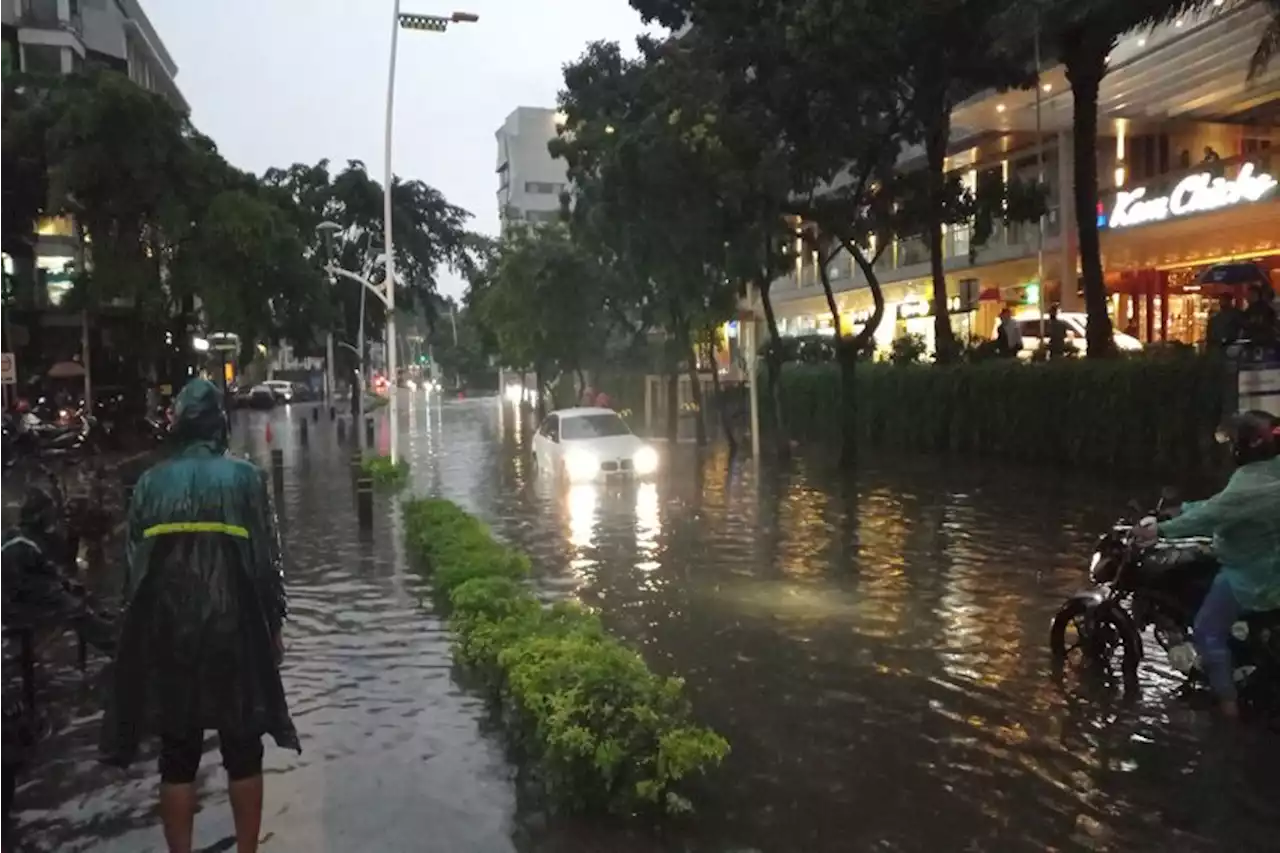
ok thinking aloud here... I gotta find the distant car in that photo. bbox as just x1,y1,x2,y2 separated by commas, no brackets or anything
531,407,659,483
1000,311,1144,358
262,380,312,403
248,385,276,409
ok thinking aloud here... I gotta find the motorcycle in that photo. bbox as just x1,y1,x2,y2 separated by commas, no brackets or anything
1049,496,1280,702
12,405,101,461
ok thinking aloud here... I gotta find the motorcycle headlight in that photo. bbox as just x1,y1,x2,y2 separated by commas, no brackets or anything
564,449,599,481
632,445,659,476
1089,551,1117,583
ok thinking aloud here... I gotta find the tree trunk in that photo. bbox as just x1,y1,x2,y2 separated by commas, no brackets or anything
575,366,587,403
704,335,736,456
808,235,859,465
925,104,958,363
845,242,888,468
757,277,790,459
1064,40,1113,358
534,363,547,421
686,341,707,447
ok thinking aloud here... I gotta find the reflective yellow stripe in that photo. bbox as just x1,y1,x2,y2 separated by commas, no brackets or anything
142,522,250,539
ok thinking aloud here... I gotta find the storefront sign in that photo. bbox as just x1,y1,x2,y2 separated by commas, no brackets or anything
1,352,15,385
1108,163,1277,229
897,295,963,321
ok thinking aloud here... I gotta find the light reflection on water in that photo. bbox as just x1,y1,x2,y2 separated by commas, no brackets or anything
430,398,1280,853
13,397,1279,853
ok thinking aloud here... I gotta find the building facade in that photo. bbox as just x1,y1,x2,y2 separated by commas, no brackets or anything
768,4,1279,355
495,106,570,233
3,0,187,308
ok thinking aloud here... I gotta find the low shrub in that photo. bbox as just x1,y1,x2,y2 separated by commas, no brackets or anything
775,355,1230,472
360,454,409,489
402,498,729,816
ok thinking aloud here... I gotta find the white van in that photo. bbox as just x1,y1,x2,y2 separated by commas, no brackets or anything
999,311,1143,357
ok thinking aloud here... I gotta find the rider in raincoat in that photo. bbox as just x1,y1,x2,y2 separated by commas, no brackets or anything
1142,411,1280,718
101,378,297,853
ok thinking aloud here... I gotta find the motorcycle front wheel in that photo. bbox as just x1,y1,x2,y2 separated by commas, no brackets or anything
1050,598,1142,684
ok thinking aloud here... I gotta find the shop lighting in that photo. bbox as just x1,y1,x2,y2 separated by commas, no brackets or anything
995,104,1006,113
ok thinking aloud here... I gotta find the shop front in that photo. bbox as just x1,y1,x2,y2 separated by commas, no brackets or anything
1099,165,1280,345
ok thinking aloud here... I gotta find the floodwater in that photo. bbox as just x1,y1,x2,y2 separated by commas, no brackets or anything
6,395,1279,852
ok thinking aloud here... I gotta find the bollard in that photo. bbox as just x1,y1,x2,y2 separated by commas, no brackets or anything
356,477,374,531
350,451,363,487
312,406,319,422
337,418,347,443
270,448,284,493
299,417,309,447
330,405,336,421
364,417,374,448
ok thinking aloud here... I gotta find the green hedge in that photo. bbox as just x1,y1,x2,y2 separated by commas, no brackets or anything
776,356,1230,471
360,454,409,489
402,498,729,815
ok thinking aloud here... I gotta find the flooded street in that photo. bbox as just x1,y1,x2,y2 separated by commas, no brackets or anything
8,394,1280,852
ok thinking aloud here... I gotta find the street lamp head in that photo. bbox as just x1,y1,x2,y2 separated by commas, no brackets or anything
398,10,477,31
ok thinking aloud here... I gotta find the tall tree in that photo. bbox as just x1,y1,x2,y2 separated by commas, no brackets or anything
898,0,1039,363
262,160,477,358
555,38,773,446
476,223,611,419
1033,0,1202,356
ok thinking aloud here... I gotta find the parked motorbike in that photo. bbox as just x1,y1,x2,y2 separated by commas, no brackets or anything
9,405,101,461
1049,497,1280,703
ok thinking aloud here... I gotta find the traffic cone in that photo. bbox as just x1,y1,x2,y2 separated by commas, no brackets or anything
265,421,273,444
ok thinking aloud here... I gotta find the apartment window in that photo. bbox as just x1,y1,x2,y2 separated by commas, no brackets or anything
21,44,64,75
524,181,559,194
526,210,561,224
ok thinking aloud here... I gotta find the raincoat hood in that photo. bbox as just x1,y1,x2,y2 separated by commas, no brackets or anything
172,378,227,451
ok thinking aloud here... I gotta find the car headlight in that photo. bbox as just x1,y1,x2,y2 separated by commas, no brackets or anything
564,449,599,481
504,384,523,403
633,445,659,476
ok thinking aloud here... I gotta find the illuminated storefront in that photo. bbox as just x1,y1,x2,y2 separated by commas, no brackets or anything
1099,155,1280,345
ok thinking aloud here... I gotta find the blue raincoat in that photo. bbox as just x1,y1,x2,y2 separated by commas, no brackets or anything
100,379,299,765
1158,456,1280,611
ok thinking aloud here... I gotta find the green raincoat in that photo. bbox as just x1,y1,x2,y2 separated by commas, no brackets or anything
101,379,299,766
1158,456,1280,612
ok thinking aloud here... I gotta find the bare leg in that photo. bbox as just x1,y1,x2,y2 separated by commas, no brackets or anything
228,775,263,853
158,783,197,853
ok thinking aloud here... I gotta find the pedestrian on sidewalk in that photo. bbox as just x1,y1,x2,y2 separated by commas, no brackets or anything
100,379,298,853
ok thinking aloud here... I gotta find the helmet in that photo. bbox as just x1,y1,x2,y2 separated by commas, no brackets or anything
1215,410,1280,466
18,486,61,535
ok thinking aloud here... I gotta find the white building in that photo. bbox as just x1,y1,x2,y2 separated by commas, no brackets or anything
495,106,570,233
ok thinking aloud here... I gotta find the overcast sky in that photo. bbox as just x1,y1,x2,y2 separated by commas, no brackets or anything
144,0,658,297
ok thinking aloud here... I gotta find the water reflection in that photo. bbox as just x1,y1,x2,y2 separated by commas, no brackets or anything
13,399,1280,853
634,483,660,572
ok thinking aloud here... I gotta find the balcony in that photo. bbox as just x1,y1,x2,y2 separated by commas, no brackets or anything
17,0,82,35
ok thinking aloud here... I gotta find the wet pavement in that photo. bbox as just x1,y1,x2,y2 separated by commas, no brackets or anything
7,394,1280,852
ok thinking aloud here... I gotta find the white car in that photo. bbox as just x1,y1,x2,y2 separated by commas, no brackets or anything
532,407,659,483
1000,311,1143,357
263,379,300,402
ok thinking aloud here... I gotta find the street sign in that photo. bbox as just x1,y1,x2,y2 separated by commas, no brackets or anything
0,352,15,385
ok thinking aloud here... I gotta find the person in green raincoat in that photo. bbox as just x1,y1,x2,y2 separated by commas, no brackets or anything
101,379,298,853
1139,410,1280,719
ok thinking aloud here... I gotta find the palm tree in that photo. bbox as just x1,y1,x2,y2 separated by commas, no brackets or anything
1037,0,1203,358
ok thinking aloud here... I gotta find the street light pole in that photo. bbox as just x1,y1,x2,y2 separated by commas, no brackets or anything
383,5,478,462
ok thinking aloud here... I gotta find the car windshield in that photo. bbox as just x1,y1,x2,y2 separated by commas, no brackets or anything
560,413,631,440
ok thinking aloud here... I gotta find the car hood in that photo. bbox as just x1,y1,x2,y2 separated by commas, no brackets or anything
563,434,646,459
